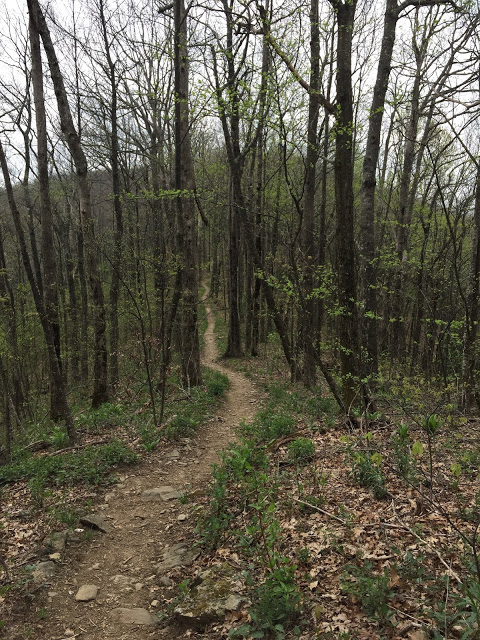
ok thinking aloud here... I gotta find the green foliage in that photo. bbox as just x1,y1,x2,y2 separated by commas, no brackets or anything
250,565,301,634
162,368,229,441
265,383,336,420
296,547,311,566
422,413,442,436
0,441,138,488
200,433,301,638
163,415,198,439
460,448,480,477
341,562,393,622
206,370,230,397
287,438,315,465
349,450,387,499
391,423,418,481
430,573,480,639
253,411,296,442
49,425,69,449
49,505,79,526
198,439,269,549
76,403,126,433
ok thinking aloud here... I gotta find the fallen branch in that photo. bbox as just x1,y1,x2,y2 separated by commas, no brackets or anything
44,439,109,457
292,498,347,525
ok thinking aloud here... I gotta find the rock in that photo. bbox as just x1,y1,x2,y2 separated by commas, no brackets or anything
32,561,56,582
158,576,173,587
135,583,144,591
110,607,159,625
177,514,187,522
154,544,199,575
166,449,180,459
174,563,246,627
49,552,61,561
141,486,182,502
110,574,135,586
75,584,98,602
80,513,111,533
68,529,86,544
47,530,68,552
151,599,159,607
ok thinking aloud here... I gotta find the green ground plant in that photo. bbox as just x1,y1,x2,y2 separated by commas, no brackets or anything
342,435,388,499
0,440,138,489
250,411,296,442
288,438,315,465
341,562,393,623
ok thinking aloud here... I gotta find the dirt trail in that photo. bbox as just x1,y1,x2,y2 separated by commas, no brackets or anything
16,284,258,640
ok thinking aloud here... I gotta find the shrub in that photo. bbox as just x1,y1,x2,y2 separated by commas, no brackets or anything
256,412,296,441
250,565,301,633
288,438,315,465
350,451,388,499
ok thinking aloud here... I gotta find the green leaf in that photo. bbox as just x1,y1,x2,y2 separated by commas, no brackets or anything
412,441,424,457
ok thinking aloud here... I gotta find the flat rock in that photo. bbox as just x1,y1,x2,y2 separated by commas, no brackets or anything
155,544,199,575
110,607,158,625
174,563,246,627
141,486,182,502
166,449,180,459
32,561,56,582
75,584,98,602
80,513,111,533
47,530,68,552
110,574,135,586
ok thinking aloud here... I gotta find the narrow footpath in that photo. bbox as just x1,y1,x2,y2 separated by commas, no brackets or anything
12,284,259,640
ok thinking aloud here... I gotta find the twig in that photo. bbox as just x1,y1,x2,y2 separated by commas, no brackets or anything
394,515,463,584
389,604,425,628
44,439,109,456
292,498,347,525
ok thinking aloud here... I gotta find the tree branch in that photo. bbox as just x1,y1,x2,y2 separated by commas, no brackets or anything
256,2,335,114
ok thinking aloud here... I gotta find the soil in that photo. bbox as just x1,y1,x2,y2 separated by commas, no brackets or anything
6,284,260,639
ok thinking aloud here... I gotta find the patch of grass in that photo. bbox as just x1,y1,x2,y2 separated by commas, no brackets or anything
0,440,138,488
153,367,229,442
350,451,388,499
248,411,296,442
206,371,230,397
265,382,336,421
75,402,126,434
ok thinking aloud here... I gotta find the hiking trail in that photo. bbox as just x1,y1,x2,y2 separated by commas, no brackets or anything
11,282,259,640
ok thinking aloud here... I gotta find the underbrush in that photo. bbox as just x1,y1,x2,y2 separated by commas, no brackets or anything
0,440,138,488
193,360,480,639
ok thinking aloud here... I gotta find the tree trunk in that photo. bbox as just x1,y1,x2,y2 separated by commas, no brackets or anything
333,0,361,411
29,7,65,422
0,139,76,443
174,0,202,387
360,0,398,381
29,0,109,408
302,0,321,387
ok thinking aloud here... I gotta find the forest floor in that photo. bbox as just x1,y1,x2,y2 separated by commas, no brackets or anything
2,284,260,639
2,290,480,640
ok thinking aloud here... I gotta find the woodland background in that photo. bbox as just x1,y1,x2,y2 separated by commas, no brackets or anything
0,0,480,453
